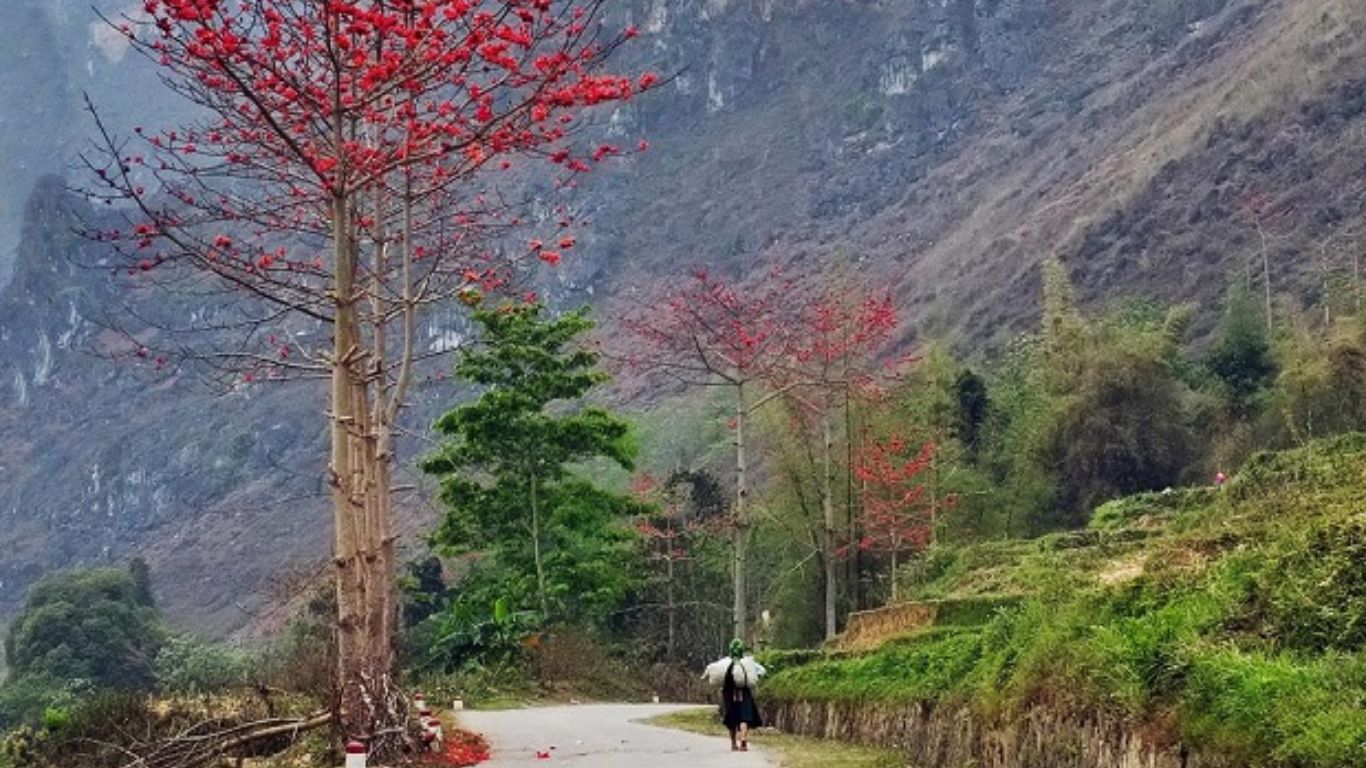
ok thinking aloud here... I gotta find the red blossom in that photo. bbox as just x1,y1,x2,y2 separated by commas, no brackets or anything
852,436,937,556
420,730,490,766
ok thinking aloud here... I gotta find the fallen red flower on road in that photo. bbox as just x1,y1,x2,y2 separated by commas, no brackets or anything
420,730,491,767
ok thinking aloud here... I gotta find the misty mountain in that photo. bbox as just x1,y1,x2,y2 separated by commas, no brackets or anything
2,0,1365,637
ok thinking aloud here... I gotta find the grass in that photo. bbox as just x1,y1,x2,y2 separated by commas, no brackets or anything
759,434,1366,768
645,708,909,768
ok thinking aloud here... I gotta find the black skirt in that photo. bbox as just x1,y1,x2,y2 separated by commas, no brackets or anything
721,685,763,730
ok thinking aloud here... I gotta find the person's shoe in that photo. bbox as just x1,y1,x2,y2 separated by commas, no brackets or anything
740,741,748,751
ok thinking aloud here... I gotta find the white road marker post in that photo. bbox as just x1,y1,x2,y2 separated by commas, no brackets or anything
343,740,366,768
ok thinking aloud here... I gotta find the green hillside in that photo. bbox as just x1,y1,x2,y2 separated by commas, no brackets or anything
763,434,1366,768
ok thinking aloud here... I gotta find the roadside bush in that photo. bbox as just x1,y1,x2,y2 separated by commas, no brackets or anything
529,629,649,701
764,631,983,704
0,691,153,768
1181,649,1366,767
755,649,829,677
0,675,73,731
1254,517,1366,652
257,587,335,701
154,635,252,695
411,663,536,710
409,596,534,675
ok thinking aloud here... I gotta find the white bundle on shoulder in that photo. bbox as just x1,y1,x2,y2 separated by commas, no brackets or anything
702,656,766,689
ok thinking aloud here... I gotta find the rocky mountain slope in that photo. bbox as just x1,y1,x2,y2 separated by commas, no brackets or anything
0,181,454,636
0,0,192,285
2,0,1366,637
1,180,334,636
593,0,1366,344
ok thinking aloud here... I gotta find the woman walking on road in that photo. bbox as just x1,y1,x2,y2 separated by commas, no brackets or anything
703,639,766,751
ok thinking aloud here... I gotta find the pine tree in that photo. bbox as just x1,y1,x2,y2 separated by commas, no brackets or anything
953,369,990,459
1040,258,1090,392
423,304,638,622
1208,281,1277,418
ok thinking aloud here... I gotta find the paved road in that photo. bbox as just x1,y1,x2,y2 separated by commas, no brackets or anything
460,703,775,768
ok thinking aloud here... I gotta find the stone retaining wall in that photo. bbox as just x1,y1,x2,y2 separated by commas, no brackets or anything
766,698,1225,768
836,603,937,651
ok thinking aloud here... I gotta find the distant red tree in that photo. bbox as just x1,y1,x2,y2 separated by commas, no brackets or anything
630,472,714,661
83,0,650,750
852,435,941,603
616,269,796,640
781,276,900,638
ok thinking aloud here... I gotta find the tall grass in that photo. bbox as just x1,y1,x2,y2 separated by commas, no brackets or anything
763,436,1366,767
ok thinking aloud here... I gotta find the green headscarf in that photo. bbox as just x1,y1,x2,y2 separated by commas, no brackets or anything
728,638,745,659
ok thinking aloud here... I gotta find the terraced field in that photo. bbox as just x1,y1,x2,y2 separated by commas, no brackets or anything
758,434,1366,768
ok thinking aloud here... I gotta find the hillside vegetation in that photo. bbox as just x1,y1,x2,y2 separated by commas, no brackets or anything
5,0,1366,643
762,434,1366,768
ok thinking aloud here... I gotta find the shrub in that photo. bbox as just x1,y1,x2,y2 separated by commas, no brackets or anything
754,649,829,677
154,635,251,695
1181,649,1366,767
1231,431,1366,500
529,629,647,701
765,631,983,704
261,589,336,700
932,596,1022,628
0,676,72,731
1254,516,1366,651
1089,487,1218,530
0,691,154,768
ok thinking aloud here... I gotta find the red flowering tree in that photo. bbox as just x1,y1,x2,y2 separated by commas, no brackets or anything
81,0,650,751
630,472,708,661
852,435,939,603
780,276,899,638
616,270,795,640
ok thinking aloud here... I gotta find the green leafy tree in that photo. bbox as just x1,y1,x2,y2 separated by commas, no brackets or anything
4,565,163,691
127,557,155,608
400,556,453,629
1042,339,1195,528
977,336,1058,537
1040,257,1091,392
1272,320,1366,442
953,368,990,459
153,636,250,695
1208,282,1277,418
423,303,641,623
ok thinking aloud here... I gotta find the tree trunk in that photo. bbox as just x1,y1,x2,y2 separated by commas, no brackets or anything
330,192,402,757
890,543,899,604
1355,248,1362,315
929,446,939,548
1259,222,1273,330
821,403,837,640
530,474,550,620
844,388,858,614
732,382,749,642
666,547,677,662
856,441,868,611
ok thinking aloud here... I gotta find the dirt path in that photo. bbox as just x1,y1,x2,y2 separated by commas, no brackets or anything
460,703,775,768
